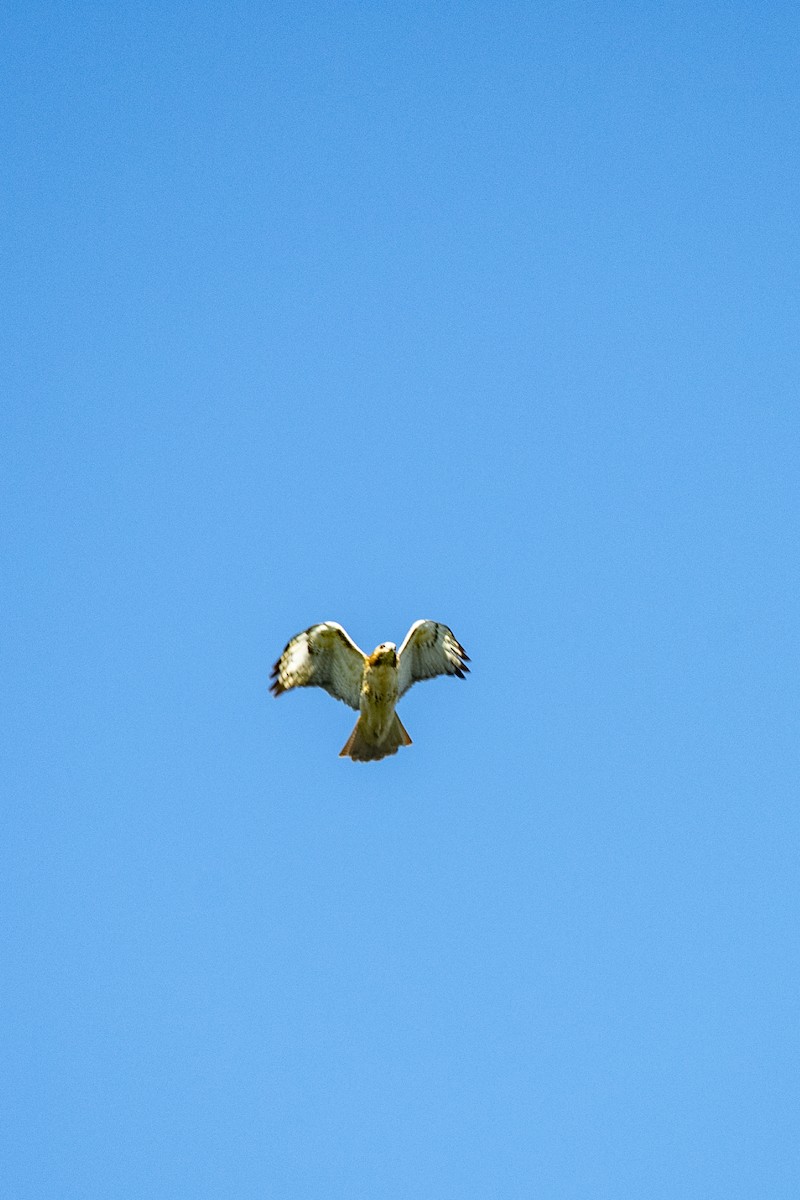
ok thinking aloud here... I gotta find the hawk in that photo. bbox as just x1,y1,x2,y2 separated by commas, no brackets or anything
270,620,469,761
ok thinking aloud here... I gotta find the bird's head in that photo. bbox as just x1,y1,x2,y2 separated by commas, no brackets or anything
368,642,398,667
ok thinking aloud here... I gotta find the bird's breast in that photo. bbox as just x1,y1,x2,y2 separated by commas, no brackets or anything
360,662,399,732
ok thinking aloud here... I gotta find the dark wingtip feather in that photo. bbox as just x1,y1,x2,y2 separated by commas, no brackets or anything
453,639,469,678
269,660,285,696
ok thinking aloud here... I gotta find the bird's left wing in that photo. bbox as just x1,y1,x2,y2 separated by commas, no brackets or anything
396,620,469,699
270,622,366,710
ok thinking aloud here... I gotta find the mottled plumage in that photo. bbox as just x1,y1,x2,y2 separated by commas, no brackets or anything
270,620,469,761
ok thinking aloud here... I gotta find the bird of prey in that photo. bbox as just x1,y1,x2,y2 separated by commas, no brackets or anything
270,620,469,761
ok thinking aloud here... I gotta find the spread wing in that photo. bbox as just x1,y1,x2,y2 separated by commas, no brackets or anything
396,620,469,699
270,622,366,710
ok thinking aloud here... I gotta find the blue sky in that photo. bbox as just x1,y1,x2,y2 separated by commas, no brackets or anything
3,2,798,1196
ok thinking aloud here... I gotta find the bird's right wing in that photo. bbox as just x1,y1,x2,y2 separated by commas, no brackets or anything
396,620,469,699
270,622,366,710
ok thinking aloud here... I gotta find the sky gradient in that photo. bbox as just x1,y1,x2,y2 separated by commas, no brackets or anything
3,2,799,1196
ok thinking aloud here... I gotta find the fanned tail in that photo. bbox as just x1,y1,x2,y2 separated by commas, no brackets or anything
339,713,413,762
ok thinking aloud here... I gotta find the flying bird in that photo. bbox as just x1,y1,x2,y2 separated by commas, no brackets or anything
270,620,469,761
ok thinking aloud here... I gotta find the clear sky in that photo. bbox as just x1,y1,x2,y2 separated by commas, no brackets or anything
3,2,799,1196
